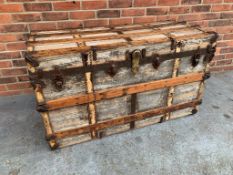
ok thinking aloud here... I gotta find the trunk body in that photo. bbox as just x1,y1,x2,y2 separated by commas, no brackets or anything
25,21,217,149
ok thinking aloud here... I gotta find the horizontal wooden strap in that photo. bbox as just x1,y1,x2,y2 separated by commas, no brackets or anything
54,99,202,139
39,72,204,111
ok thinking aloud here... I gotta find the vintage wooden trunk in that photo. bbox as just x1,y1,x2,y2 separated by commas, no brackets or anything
25,21,217,149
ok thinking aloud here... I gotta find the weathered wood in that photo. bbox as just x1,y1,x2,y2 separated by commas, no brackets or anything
29,21,179,37
43,72,204,111
30,46,208,75
164,47,181,121
34,85,58,149
54,99,201,139
58,133,91,148
25,22,218,149
28,27,195,47
85,72,97,138
28,29,213,59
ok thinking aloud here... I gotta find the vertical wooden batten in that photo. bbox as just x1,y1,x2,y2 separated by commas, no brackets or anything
164,46,181,121
85,51,97,139
34,85,58,150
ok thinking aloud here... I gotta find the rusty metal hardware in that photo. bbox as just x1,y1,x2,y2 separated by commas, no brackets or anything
24,52,39,67
31,49,208,79
49,141,59,150
92,47,97,61
152,54,161,69
170,37,184,51
204,44,216,63
52,66,64,91
203,72,211,80
36,69,43,79
207,31,219,44
45,134,56,141
81,53,88,67
30,78,45,89
142,48,146,58
29,73,45,89
191,109,198,115
97,131,104,139
106,63,117,77
191,47,201,67
37,102,48,112
170,37,177,50
131,50,141,74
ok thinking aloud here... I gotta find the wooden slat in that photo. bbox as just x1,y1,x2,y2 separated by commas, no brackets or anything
44,72,204,111
27,27,193,47
54,99,201,139
34,85,58,149
164,47,181,121
85,72,97,138
30,21,179,37
28,33,210,59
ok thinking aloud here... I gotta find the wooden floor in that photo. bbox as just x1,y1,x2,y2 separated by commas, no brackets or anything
0,71,233,175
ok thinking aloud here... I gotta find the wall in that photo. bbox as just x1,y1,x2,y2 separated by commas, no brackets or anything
0,0,233,96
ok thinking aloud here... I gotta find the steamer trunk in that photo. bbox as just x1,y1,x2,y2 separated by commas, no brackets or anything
25,21,217,149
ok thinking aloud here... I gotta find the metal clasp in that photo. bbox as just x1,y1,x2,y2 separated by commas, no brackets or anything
152,54,161,69
131,50,141,74
52,66,64,91
170,37,184,51
106,63,117,77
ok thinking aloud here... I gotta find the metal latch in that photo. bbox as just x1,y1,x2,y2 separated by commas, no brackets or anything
52,66,64,91
106,63,117,77
81,53,88,67
170,37,184,51
152,54,161,69
131,50,141,74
